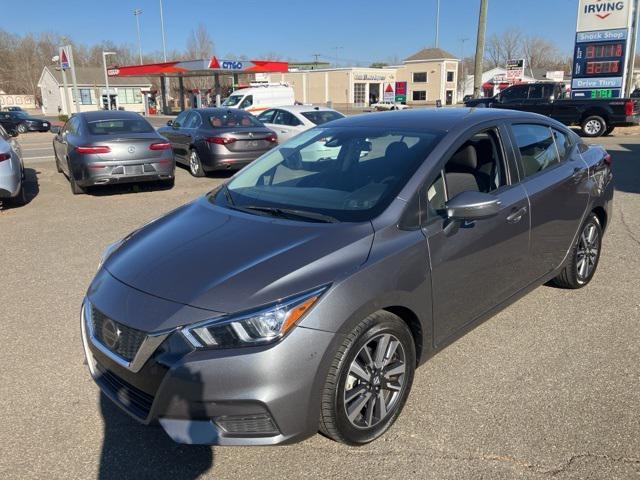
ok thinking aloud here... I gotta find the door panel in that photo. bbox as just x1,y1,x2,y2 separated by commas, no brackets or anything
426,184,531,345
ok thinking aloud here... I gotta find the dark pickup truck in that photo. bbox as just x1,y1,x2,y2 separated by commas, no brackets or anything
464,82,640,137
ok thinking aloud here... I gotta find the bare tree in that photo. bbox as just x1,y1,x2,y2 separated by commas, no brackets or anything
485,28,522,69
521,35,562,72
186,23,214,60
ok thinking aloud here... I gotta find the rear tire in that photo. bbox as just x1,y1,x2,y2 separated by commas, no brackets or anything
552,213,602,289
581,115,607,137
10,179,28,206
69,171,85,195
162,177,175,189
188,149,206,177
17,123,28,134
319,311,415,445
54,148,63,173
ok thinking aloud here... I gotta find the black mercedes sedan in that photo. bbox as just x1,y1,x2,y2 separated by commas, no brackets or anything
0,111,50,133
157,108,277,177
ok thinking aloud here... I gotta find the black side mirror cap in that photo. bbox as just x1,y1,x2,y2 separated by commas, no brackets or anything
166,120,173,126
445,190,501,221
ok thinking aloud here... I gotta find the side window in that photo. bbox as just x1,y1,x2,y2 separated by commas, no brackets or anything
174,110,189,127
552,128,572,162
274,110,301,127
512,124,559,177
257,109,276,124
528,84,544,99
66,117,81,135
184,112,201,128
441,129,507,200
240,95,253,109
426,173,446,220
500,85,528,102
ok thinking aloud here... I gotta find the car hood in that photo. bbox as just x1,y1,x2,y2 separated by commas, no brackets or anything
103,196,374,314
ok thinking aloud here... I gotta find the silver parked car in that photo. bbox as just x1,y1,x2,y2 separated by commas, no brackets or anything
52,111,175,195
256,105,344,142
83,109,612,446
0,124,27,207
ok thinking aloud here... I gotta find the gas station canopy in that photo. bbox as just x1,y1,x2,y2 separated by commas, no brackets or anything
107,57,289,78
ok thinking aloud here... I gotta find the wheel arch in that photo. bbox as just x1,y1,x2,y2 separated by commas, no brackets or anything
592,206,607,232
580,108,610,124
382,306,424,365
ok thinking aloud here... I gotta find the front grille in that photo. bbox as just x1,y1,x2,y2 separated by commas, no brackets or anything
214,414,279,435
92,307,146,361
95,362,154,420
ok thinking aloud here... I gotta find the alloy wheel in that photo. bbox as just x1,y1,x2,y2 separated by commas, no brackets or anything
584,120,602,136
576,221,599,282
189,151,200,175
17,123,27,134
343,333,406,429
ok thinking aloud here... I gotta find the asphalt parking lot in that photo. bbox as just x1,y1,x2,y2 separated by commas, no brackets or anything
1,129,639,480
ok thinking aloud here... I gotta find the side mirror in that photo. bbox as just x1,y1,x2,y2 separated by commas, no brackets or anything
445,191,501,221
50,125,61,135
172,121,180,129
166,120,173,126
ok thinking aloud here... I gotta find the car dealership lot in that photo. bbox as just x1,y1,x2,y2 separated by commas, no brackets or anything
1,132,640,479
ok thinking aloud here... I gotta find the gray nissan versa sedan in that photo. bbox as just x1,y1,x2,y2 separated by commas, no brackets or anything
52,111,175,194
82,108,613,446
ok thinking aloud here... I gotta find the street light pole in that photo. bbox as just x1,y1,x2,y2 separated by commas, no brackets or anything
102,51,116,110
435,0,441,48
133,9,143,64
159,0,169,114
460,37,469,96
473,0,489,98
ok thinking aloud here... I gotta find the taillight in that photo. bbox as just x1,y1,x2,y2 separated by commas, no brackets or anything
266,133,277,143
625,99,634,116
149,142,171,150
206,136,237,145
0,153,10,162
603,153,612,166
75,146,111,154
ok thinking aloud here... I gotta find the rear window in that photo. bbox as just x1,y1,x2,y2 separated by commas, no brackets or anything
87,118,154,135
301,110,344,125
209,111,262,128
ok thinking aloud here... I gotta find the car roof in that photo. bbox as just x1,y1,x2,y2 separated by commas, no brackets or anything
193,108,253,115
325,107,555,132
78,110,145,121
268,105,339,114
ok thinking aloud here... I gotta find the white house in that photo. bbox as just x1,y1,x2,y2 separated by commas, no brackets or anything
38,66,152,116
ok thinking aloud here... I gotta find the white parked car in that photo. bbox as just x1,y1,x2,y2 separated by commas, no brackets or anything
0,124,27,207
256,105,345,143
371,101,409,111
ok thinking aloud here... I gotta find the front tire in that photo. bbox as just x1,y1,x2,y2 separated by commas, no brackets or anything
319,311,415,445
552,213,602,289
17,123,28,134
581,115,607,137
188,149,206,177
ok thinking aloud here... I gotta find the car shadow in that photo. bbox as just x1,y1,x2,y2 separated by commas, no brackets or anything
0,167,40,209
86,180,175,197
97,369,213,479
611,143,640,194
175,162,236,179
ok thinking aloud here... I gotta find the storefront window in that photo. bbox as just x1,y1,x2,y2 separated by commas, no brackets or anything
354,83,366,106
412,72,427,83
412,91,426,101
119,88,143,104
79,88,95,105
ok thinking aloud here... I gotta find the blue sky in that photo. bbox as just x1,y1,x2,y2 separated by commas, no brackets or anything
2,0,583,63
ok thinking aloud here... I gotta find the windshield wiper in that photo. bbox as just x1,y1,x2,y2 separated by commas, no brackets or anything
235,205,339,223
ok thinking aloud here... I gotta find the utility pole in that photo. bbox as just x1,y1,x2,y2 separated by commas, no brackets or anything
133,9,143,64
159,0,169,114
312,53,321,64
102,51,116,110
624,0,640,96
435,0,441,48
473,0,488,98
67,45,81,113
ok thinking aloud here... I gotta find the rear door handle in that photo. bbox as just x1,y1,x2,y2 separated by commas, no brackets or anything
506,206,527,223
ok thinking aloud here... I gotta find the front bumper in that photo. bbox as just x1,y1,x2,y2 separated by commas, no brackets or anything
81,280,338,445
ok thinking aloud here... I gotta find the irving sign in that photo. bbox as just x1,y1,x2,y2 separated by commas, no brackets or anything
577,0,632,31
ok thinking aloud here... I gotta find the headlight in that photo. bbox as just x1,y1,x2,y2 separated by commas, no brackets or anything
182,286,328,349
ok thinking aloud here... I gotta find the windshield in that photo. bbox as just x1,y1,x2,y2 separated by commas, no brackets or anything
209,110,262,128
301,110,344,125
211,126,443,222
222,95,244,107
87,118,155,135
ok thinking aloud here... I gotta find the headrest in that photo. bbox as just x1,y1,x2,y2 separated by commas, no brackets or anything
450,144,477,170
385,141,409,160
473,138,493,164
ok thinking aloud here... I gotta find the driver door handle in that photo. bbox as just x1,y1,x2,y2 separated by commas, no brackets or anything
506,206,527,223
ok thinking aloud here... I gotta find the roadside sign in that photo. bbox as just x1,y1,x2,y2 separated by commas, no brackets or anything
506,59,525,81
395,81,407,103
571,0,635,98
59,47,70,70
383,83,395,102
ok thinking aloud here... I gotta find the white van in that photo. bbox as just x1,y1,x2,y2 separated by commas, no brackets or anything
222,84,295,115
